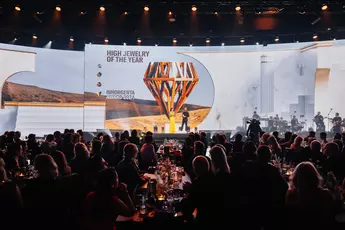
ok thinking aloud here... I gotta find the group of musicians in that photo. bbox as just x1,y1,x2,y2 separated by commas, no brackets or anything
251,111,344,134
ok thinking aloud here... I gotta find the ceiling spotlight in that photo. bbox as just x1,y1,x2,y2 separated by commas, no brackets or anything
221,42,225,46
192,6,197,12
144,6,150,12
100,6,105,12
173,38,177,44
169,11,172,15
15,6,21,12
321,4,328,11
137,38,142,43
275,37,279,42
333,38,337,40
55,6,61,12
155,44,158,47
313,35,318,39
80,11,87,15
70,37,74,42
123,42,127,46
206,38,211,44
189,44,193,47
256,42,259,45
235,6,241,11
124,11,128,15
240,38,245,43
104,38,109,43
32,35,37,39
327,27,331,31
214,11,218,15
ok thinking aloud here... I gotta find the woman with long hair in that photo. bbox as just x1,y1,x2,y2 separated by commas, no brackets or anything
69,143,90,174
286,162,334,228
101,135,115,166
267,135,282,158
84,168,135,230
62,133,75,163
51,150,71,177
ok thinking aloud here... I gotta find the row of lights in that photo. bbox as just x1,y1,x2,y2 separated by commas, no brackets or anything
28,35,323,44
14,3,331,13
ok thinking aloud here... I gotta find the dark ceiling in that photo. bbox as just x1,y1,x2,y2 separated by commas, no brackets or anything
1,0,345,50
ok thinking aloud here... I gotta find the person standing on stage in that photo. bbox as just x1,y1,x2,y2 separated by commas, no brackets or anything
313,112,325,132
252,111,260,120
181,107,190,132
291,115,299,132
332,112,342,134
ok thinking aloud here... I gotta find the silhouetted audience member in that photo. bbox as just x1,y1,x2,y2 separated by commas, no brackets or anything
182,137,194,171
27,133,41,161
51,150,71,177
334,132,342,141
129,130,140,146
217,134,232,156
272,131,281,143
139,135,157,171
117,143,147,195
232,133,244,154
41,134,56,154
70,143,90,175
84,168,135,230
62,133,75,162
101,135,115,166
286,162,334,229
54,131,63,151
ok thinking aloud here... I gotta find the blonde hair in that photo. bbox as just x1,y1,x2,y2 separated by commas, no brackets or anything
210,146,230,173
290,162,322,191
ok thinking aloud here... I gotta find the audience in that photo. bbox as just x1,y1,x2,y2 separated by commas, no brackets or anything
0,128,344,230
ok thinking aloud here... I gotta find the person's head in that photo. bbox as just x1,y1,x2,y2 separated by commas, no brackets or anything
254,111,257,115
144,135,153,144
102,134,113,144
146,131,153,136
320,132,327,140
336,112,340,117
210,146,230,174
51,150,70,176
276,114,279,118
97,132,104,139
290,162,322,191
63,133,72,145
194,141,205,156
267,135,280,150
46,134,54,142
14,131,21,140
200,132,206,139
64,129,69,135
96,168,119,192
28,133,36,141
123,130,130,139
74,143,90,160
53,131,61,140
292,115,296,119
92,139,102,154
243,141,257,154
235,133,243,142
192,156,210,177
72,133,81,144
115,132,120,140
261,132,270,145
308,131,316,138
317,111,321,115
334,133,342,141
324,142,339,157
123,143,138,161
194,133,201,141
131,130,138,138
185,137,193,147
184,107,187,112
217,134,226,145
310,140,321,153
257,145,271,163
34,154,58,179
333,140,343,153
284,132,292,141
272,131,279,139
293,136,303,148
70,129,75,134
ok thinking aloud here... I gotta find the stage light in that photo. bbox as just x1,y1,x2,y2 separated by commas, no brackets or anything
55,6,61,12
189,44,193,47
322,4,328,11
240,38,245,43
333,38,337,40
15,6,21,12
44,41,52,49
144,6,149,12
221,42,225,46
275,37,279,42
124,11,128,15
214,11,218,15
32,35,37,39
206,38,211,44
155,44,158,47
137,38,142,44
173,38,177,44
192,6,197,12
80,11,87,15
70,37,74,42
256,42,259,45
169,11,172,15
123,42,127,46
100,6,105,12
327,27,331,31
104,38,109,43
313,35,318,40
235,6,241,11
296,41,299,43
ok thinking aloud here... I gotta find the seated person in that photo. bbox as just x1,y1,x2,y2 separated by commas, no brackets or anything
117,144,147,196
139,135,157,171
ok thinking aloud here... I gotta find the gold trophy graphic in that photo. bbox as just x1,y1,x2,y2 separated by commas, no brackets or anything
144,62,199,133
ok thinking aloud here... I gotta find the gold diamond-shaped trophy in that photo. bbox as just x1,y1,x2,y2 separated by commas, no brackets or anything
144,62,199,132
